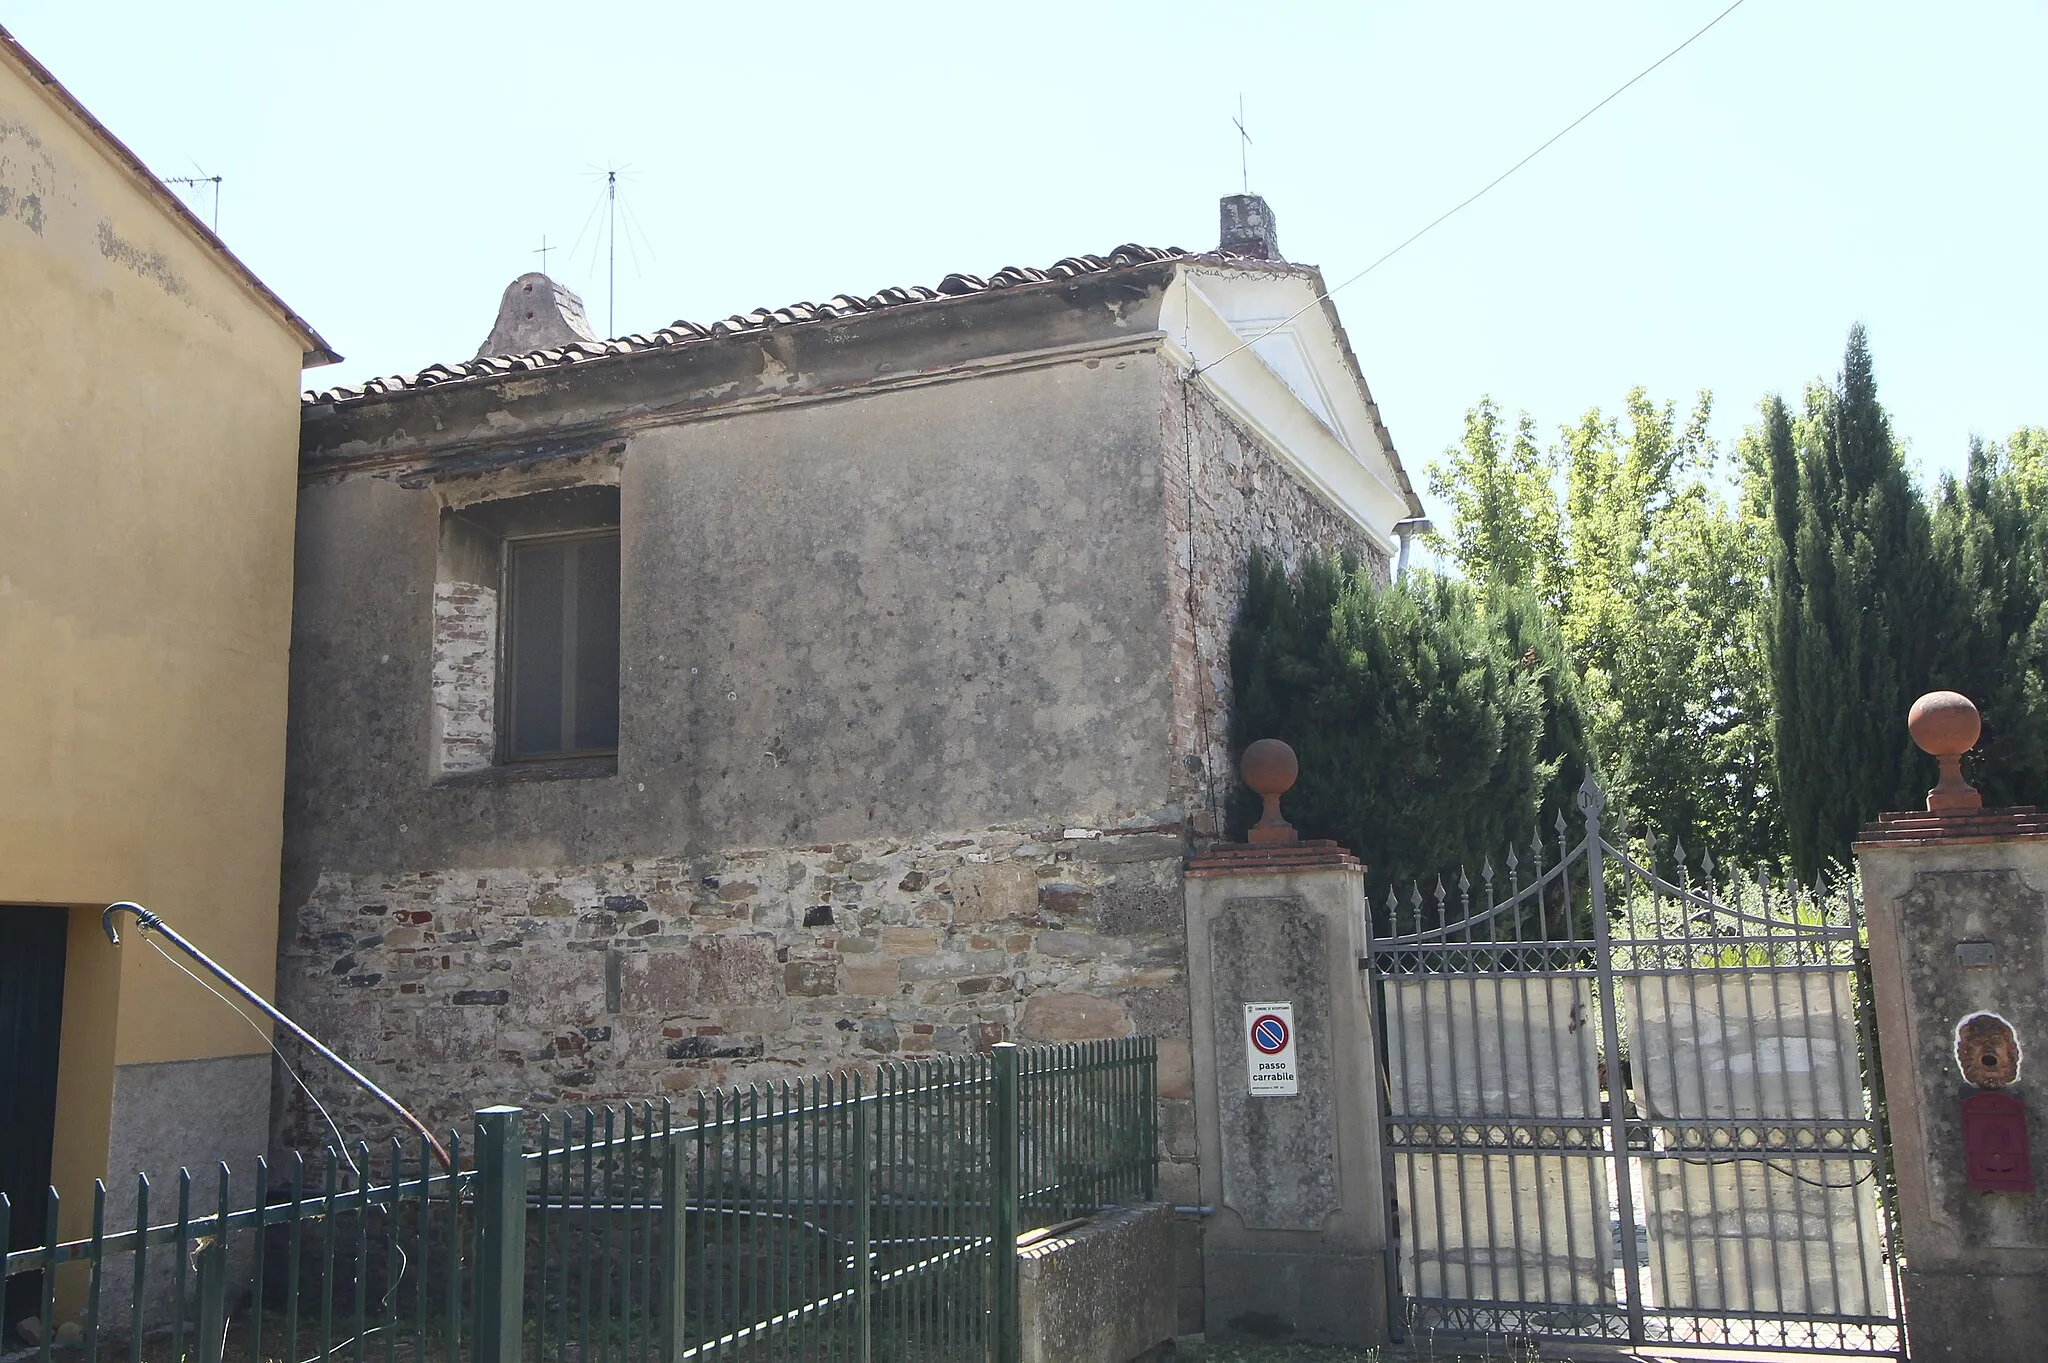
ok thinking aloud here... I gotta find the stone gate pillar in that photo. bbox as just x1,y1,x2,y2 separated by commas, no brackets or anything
1183,740,1389,1345
1855,692,2048,1360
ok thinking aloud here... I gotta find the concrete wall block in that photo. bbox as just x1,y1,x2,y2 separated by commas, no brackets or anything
896,948,1009,981
1156,1036,1193,1100
838,958,904,997
1018,1203,1178,1363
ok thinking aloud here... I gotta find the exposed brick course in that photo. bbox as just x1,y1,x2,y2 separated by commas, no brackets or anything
430,580,496,774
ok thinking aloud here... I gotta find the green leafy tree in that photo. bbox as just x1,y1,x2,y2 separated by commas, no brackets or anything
1228,550,1592,899
1930,428,2048,805
1430,388,1777,864
1765,325,1951,876
1427,399,1563,604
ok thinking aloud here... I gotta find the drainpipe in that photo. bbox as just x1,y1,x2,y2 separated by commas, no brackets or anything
1393,517,1433,579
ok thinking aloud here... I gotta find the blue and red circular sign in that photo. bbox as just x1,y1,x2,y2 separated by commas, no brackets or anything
1251,1013,1290,1055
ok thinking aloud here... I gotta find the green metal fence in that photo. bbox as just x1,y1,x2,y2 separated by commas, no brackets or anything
2,1039,1156,1363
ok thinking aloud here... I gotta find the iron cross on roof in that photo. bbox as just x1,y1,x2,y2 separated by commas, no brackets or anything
1233,94,1252,194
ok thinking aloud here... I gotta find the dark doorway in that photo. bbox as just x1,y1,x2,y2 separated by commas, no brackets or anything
0,907,67,1335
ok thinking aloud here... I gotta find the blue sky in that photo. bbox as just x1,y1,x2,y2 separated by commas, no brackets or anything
12,1,2042,517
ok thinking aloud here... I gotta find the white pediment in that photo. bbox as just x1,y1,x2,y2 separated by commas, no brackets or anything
1159,264,1414,553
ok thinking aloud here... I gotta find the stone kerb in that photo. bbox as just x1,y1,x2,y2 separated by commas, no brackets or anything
1854,692,2048,1361
1182,741,1389,1347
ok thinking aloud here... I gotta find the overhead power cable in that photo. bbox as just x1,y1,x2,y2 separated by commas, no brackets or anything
1189,0,1749,378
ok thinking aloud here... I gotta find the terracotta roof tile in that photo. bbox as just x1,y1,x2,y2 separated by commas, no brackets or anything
303,244,1194,406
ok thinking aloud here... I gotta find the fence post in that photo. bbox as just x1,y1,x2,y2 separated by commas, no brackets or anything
473,1106,526,1363
991,1043,1021,1363
852,1083,873,1363
195,1165,230,1363
661,1129,687,1363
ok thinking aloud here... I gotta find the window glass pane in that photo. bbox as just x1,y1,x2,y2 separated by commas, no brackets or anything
573,535,621,752
508,540,567,758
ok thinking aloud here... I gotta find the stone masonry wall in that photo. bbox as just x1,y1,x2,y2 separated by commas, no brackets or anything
1160,360,1388,833
277,813,1199,1209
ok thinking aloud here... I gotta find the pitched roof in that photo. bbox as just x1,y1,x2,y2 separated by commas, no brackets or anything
0,24,338,368
303,244,1192,406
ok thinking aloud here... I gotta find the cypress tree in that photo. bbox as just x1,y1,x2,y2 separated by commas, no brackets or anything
1930,433,2048,805
1766,326,1946,876
1228,550,1592,898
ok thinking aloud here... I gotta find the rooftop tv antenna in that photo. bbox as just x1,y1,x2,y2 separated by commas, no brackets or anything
165,164,222,233
534,233,554,274
568,163,656,338
604,169,617,335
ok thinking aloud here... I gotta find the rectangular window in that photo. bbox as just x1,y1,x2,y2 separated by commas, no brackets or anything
503,529,621,762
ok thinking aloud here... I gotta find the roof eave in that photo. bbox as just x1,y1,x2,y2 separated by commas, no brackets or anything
304,245,1195,409
0,24,341,370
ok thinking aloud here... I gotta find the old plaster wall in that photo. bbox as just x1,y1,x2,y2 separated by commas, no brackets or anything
286,355,1174,880
0,40,314,1242
280,353,1194,1136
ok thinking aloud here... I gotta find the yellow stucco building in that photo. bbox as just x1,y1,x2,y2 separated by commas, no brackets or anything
0,23,334,1313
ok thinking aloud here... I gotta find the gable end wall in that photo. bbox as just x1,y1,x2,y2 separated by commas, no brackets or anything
1162,358,1388,836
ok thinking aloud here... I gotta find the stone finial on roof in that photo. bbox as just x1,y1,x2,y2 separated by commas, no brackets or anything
475,273,597,359
1909,690,1983,812
1220,193,1280,261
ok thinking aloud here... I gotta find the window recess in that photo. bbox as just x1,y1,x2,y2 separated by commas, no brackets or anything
433,484,620,775
503,529,620,762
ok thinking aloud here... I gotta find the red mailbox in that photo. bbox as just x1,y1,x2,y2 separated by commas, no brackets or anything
1961,1089,2035,1191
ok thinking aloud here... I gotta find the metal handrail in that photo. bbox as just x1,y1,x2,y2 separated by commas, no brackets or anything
103,902,453,1168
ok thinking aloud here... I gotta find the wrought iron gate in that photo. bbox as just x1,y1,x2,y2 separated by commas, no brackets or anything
1367,778,1904,1355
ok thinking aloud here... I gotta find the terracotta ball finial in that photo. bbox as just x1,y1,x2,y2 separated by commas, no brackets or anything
1241,738,1300,845
1909,690,1983,813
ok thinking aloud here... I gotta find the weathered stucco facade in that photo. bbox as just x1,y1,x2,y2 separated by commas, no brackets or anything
0,25,331,1277
282,236,1412,1330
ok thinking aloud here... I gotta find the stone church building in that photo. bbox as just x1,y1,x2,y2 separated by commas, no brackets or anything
279,199,1418,1324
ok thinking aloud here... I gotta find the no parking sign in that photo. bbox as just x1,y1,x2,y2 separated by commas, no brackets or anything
1243,1001,1298,1096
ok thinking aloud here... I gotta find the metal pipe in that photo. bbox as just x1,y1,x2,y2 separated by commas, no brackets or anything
102,902,453,1170
1393,516,1433,579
